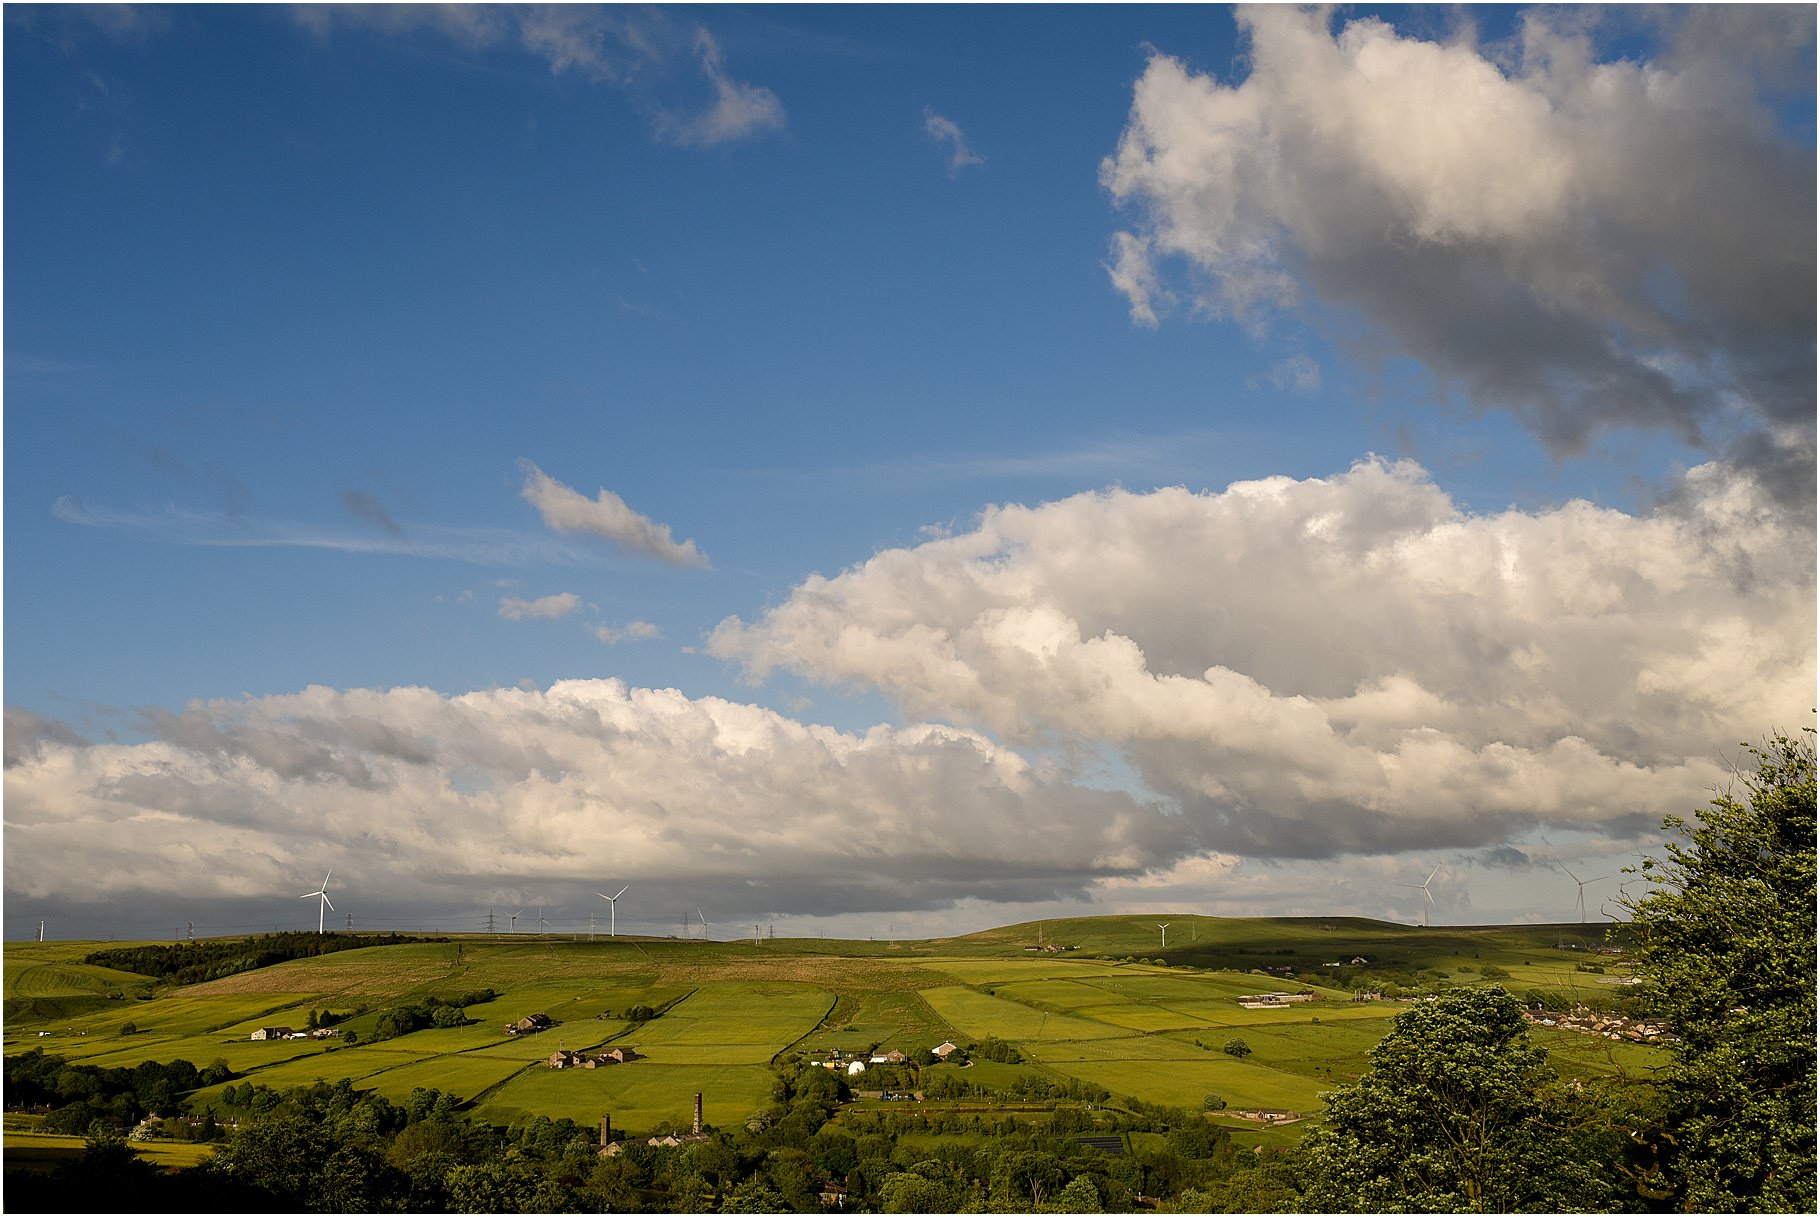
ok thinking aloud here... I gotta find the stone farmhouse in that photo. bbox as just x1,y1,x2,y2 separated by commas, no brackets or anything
249,1026,302,1041
548,1046,642,1069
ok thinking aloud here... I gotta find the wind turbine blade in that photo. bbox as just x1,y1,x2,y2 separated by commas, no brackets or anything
598,893,611,901
1559,862,1581,883
1425,864,1441,884
322,894,335,912
612,886,628,900
322,870,333,888
301,892,316,899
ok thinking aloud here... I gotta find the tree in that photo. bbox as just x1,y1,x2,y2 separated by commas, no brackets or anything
1297,986,1622,1212
1220,1037,1251,1058
1052,1174,1105,1212
1620,729,1816,1212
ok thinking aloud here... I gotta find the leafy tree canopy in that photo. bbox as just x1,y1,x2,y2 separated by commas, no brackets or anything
1297,986,1623,1212
1623,728,1816,1212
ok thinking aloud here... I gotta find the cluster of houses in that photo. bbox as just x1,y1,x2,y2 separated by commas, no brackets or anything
1235,991,1320,1009
807,1047,920,1075
505,1013,553,1036
248,1026,337,1041
1524,1007,1672,1043
1225,1108,1303,1126
548,1046,640,1069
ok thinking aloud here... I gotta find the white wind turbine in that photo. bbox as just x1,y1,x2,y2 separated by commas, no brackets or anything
697,908,712,941
1157,922,1172,949
1559,864,1609,924
1397,864,1441,927
598,886,628,937
508,909,524,933
300,870,334,935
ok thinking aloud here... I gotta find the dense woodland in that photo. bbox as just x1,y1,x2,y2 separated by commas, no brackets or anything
5,732,1812,1213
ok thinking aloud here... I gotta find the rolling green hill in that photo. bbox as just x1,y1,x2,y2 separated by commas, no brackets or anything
5,916,1649,1138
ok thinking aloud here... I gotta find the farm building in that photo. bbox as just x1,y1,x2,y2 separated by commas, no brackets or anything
868,1049,907,1064
1229,1108,1303,1125
930,1041,959,1059
550,1046,641,1069
506,1013,553,1036
846,1060,866,1076
249,1026,296,1041
1237,991,1319,1009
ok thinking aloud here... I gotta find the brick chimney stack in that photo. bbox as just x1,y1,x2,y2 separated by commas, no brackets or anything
600,1114,610,1146
693,1092,703,1135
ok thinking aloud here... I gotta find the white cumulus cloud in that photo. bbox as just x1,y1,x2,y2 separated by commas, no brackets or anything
2,682,1177,917
711,458,1813,858
1103,5,1815,502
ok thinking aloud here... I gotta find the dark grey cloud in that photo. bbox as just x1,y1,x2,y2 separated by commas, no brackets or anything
340,489,405,539
4,708,90,769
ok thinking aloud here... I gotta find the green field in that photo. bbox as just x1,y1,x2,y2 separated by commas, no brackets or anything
5,916,1657,1142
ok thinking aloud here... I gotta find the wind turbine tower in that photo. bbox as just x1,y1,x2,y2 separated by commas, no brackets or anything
1397,864,1441,928
300,870,335,935
598,886,628,937
1559,864,1609,924
1157,922,1171,949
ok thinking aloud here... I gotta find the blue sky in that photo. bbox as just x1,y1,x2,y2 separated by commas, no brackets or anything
6,4,1814,941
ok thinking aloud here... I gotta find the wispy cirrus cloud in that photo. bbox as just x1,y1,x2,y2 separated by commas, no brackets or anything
656,28,785,148
924,108,984,175
294,6,783,149
594,620,662,646
498,592,582,621
518,459,709,568
50,497,602,567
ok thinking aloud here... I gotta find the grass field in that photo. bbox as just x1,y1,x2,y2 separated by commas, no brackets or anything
2,1129,218,1172
4,916,1659,1142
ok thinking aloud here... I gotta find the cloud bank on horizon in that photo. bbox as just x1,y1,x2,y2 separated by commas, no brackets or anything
5,4,1812,934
